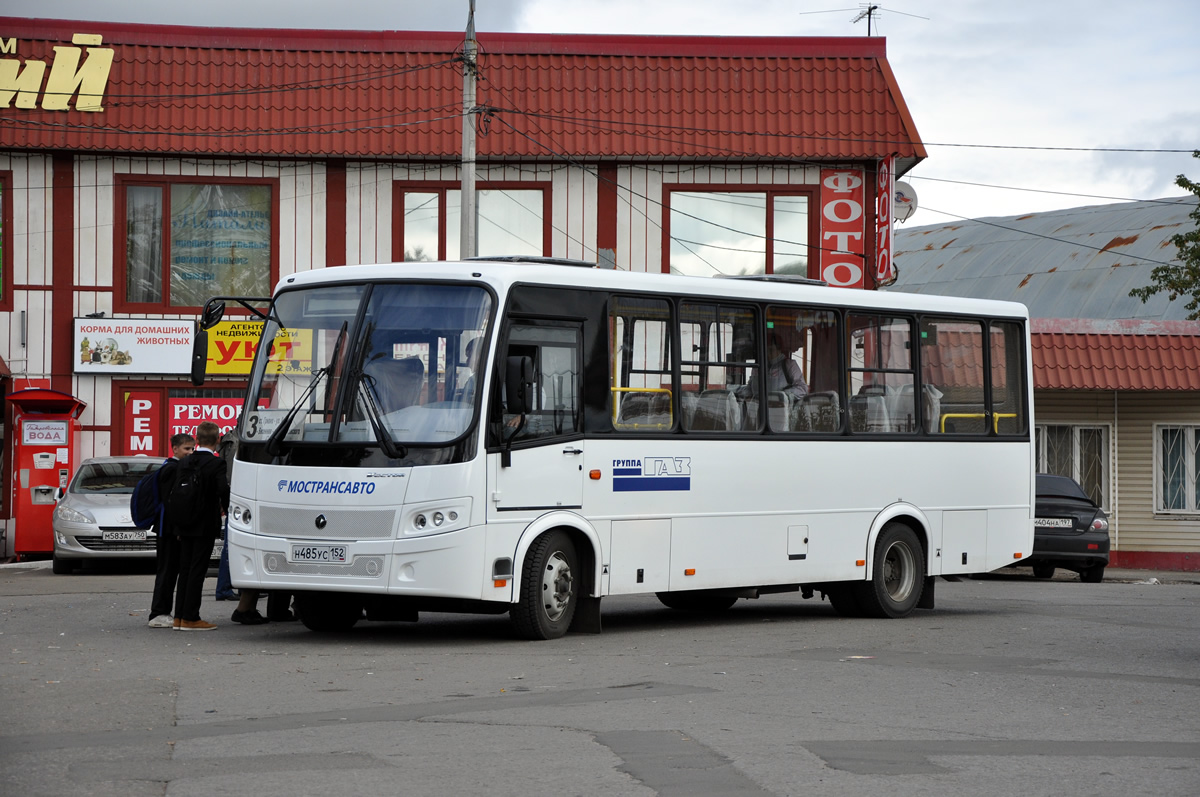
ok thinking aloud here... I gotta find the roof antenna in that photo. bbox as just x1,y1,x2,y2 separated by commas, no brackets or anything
849,5,930,35
851,4,881,36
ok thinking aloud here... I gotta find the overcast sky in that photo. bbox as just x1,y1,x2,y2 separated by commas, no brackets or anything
5,0,1197,225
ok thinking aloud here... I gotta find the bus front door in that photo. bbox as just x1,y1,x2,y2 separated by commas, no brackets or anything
491,442,585,511
489,321,585,513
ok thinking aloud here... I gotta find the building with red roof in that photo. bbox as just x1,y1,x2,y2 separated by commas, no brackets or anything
0,17,927,555
893,200,1200,571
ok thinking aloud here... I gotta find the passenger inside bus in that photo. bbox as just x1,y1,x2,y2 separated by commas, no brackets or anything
765,333,808,399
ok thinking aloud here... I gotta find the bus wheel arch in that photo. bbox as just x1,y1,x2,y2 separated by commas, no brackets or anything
510,518,601,640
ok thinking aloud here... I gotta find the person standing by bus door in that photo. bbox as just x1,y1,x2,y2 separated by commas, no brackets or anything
214,430,237,602
147,432,195,628
220,428,295,624
172,421,228,631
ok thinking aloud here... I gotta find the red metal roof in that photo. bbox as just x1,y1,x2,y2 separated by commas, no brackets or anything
1031,319,1200,391
0,17,925,162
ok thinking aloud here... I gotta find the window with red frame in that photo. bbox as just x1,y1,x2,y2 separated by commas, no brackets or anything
664,188,816,278
0,171,12,311
393,184,549,262
118,177,276,309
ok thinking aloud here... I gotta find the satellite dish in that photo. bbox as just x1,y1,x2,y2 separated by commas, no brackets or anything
893,181,918,222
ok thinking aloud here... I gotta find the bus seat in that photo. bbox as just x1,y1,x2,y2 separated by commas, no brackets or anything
680,391,699,428
887,384,917,433
616,391,671,429
850,392,890,433
766,391,792,431
922,384,944,433
796,391,840,432
365,355,425,409
689,389,741,431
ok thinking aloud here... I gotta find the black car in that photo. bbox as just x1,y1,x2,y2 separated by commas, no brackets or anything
1027,474,1110,582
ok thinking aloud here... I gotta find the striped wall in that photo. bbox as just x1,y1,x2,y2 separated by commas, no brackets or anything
2,154,327,461
347,161,820,271
1034,389,1200,565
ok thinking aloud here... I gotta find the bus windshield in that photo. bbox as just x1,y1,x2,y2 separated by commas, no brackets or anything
242,282,493,450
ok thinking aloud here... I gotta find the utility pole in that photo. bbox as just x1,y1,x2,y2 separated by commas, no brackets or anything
460,0,478,259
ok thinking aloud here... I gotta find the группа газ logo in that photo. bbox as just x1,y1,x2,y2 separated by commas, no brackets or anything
612,457,691,492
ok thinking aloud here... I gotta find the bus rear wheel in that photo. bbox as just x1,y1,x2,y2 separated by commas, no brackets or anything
511,530,578,640
656,590,738,613
854,523,925,618
295,592,363,632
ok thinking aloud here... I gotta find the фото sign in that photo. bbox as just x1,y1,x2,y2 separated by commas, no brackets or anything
875,157,896,286
819,168,867,289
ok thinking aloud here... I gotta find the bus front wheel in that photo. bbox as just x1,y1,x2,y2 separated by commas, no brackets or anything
854,523,925,618
511,530,578,640
295,592,363,632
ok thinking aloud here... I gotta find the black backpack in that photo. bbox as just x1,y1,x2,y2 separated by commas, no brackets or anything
165,457,206,533
129,460,169,529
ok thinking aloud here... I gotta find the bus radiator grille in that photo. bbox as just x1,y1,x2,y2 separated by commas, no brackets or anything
257,507,397,539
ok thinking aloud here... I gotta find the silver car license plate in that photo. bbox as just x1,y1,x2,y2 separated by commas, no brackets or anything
290,544,348,563
102,530,146,541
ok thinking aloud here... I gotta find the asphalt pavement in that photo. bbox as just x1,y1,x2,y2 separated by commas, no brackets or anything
1,557,1197,797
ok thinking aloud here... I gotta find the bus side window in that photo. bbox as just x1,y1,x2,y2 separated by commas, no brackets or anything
920,318,986,435
610,295,673,431
989,321,1028,436
847,314,914,434
678,302,759,432
766,305,841,433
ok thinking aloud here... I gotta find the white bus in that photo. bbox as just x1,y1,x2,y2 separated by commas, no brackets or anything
201,257,1034,638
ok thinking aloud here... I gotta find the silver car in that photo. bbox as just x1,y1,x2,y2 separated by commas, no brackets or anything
51,456,222,574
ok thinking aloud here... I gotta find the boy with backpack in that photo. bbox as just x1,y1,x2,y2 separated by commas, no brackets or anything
146,433,195,628
170,421,229,631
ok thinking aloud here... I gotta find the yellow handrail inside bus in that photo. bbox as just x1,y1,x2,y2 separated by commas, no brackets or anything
939,412,1019,433
611,386,674,429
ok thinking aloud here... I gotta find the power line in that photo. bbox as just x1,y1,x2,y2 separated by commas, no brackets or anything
0,110,464,139
905,174,1190,205
494,108,1194,154
493,115,857,269
23,58,462,106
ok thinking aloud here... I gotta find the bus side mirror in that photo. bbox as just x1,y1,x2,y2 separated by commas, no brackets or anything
190,325,208,386
505,355,534,414
201,300,226,331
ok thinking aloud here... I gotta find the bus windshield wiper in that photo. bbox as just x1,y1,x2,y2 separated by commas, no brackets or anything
355,368,408,460
265,365,330,457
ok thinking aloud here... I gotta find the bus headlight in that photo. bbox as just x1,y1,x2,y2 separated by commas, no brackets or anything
230,503,252,527
406,500,471,536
